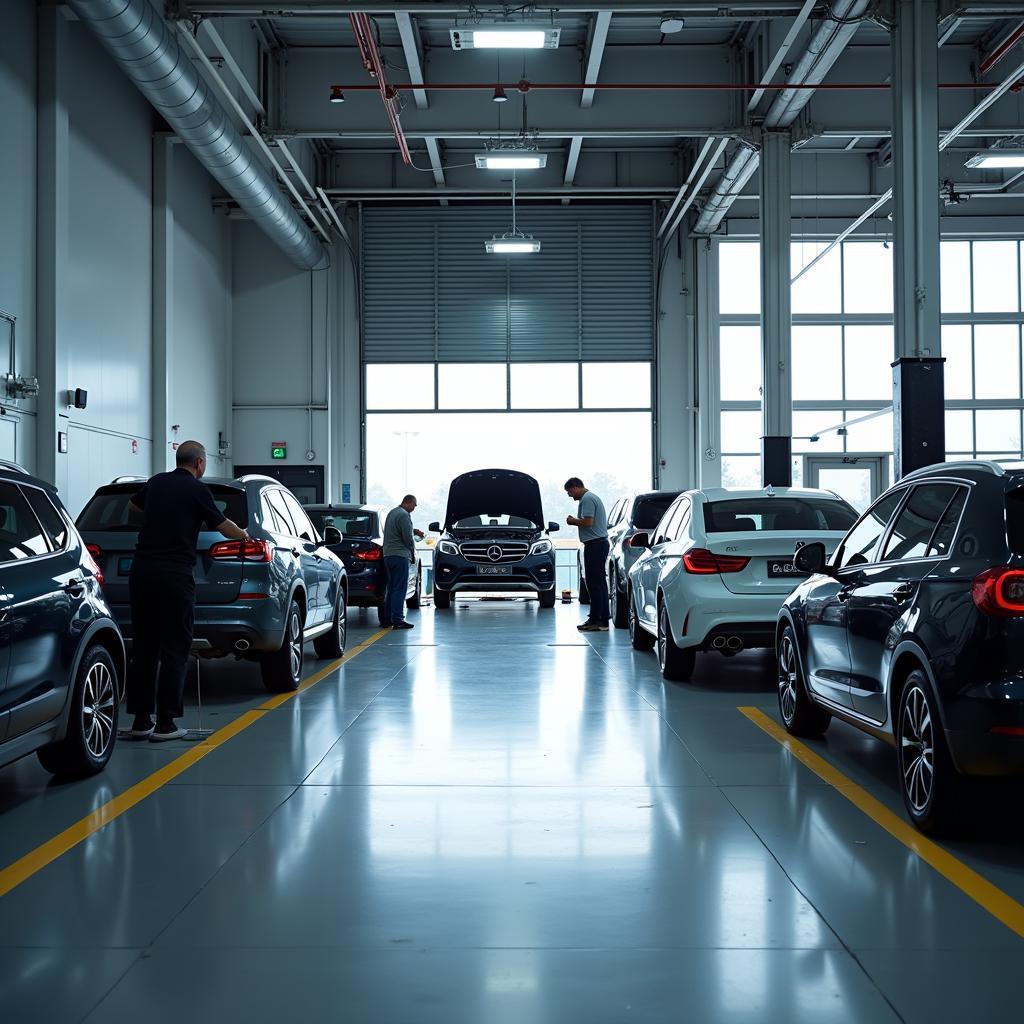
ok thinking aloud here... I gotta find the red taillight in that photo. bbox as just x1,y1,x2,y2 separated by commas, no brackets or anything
84,545,104,588
683,548,750,575
209,539,273,563
354,546,383,561
971,566,1024,617
991,726,1024,736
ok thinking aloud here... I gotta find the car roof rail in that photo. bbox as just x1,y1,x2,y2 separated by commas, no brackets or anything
111,475,146,484
0,459,29,475
901,460,1005,482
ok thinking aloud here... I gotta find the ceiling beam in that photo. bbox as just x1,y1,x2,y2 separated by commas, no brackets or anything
564,136,584,185
181,2,816,15
424,136,446,186
581,12,612,109
394,13,428,111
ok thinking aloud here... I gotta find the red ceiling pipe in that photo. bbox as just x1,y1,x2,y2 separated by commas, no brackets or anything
980,21,1024,77
349,12,412,165
328,80,998,94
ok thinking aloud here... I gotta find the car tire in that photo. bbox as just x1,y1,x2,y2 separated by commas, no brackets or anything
406,564,422,610
578,564,590,605
610,571,628,629
777,625,831,738
314,590,348,660
657,601,696,682
433,588,452,610
896,670,963,835
37,644,119,777
628,587,656,652
538,588,556,609
261,598,304,692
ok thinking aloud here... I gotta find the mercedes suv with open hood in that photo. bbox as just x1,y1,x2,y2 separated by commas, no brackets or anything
429,469,560,609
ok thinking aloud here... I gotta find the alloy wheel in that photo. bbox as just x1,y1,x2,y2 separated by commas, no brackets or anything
289,611,303,680
657,605,668,671
778,635,798,725
82,661,115,759
901,685,935,814
337,601,347,651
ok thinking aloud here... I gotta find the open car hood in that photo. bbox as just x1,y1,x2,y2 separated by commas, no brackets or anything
444,469,545,530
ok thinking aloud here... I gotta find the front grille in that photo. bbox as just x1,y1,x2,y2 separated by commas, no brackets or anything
459,541,531,564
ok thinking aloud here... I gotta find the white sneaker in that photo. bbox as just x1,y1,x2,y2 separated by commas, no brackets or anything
150,726,188,742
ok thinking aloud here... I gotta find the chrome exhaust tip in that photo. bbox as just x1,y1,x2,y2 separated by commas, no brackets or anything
726,636,744,652
234,638,251,652
712,636,727,650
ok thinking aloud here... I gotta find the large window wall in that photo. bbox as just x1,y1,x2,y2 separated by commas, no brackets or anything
717,238,1024,488
364,361,654,535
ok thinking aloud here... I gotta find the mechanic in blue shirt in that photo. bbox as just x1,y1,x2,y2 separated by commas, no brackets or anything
565,477,610,631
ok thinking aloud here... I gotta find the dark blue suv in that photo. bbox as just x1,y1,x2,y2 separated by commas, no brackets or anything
778,461,1024,833
0,462,124,777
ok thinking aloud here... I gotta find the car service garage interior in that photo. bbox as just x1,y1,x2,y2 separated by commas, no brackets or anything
4,1,1024,1021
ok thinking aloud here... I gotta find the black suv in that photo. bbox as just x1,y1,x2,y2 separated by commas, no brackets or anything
305,503,422,625
430,469,560,609
778,460,1024,833
0,462,125,777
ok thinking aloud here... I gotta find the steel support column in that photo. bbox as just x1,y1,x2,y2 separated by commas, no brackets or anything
760,130,792,486
892,0,944,477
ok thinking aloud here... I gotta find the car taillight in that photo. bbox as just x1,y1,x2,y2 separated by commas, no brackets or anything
354,546,383,561
209,539,273,562
84,545,105,588
971,566,1024,617
683,548,751,575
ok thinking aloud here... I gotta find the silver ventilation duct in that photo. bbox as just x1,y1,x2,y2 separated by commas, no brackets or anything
693,0,872,235
68,0,329,271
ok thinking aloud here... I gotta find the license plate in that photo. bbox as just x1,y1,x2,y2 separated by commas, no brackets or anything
477,565,512,576
767,559,806,579
118,557,134,575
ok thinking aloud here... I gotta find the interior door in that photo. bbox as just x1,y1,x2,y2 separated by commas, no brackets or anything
805,455,889,512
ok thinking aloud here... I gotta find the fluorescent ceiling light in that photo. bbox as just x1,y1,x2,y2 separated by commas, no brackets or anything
475,153,548,170
451,26,560,50
485,235,541,254
966,148,1024,169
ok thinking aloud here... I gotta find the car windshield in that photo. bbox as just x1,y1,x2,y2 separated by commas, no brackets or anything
633,496,677,530
452,514,539,530
703,497,858,534
308,510,377,538
77,486,247,532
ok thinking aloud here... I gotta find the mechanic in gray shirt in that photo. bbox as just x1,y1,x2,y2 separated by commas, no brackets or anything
383,495,423,630
565,477,610,631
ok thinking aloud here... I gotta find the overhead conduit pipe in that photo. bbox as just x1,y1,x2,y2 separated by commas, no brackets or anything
67,0,329,271
692,0,872,235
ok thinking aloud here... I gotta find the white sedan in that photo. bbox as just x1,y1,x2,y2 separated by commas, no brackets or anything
626,487,858,681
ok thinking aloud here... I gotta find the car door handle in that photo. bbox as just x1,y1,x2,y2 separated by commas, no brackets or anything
892,583,915,601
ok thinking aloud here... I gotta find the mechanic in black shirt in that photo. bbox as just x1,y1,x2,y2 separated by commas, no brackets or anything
126,440,249,741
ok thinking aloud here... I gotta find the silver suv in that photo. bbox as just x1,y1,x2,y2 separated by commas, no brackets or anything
77,474,347,692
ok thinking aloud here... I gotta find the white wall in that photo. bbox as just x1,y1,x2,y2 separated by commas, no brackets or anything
0,4,234,514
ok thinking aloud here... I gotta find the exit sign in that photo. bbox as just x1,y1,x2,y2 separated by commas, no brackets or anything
271,443,287,460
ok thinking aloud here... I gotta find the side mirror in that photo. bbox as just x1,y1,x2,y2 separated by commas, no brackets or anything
548,522,560,533
794,541,829,576
428,522,441,533
323,526,342,545
629,532,651,549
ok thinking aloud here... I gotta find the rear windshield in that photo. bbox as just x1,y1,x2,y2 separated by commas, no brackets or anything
77,486,247,532
1008,488,1024,554
633,496,677,530
452,514,539,530
703,498,858,534
308,510,377,538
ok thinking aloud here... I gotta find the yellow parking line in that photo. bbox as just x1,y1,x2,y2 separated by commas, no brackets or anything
0,628,391,900
740,705,1024,940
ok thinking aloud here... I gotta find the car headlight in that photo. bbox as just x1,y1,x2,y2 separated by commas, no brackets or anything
530,539,553,556
438,540,460,555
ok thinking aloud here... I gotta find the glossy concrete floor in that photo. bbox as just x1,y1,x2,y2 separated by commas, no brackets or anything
2,600,1023,1023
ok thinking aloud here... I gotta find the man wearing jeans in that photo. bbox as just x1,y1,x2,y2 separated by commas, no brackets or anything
565,477,610,632
382,495,422,630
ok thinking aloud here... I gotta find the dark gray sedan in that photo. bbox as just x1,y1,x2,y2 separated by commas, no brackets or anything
77,474,348,692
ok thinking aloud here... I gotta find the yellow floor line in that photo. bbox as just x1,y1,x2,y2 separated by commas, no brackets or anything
0,628,391,900
740,705,1024,940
